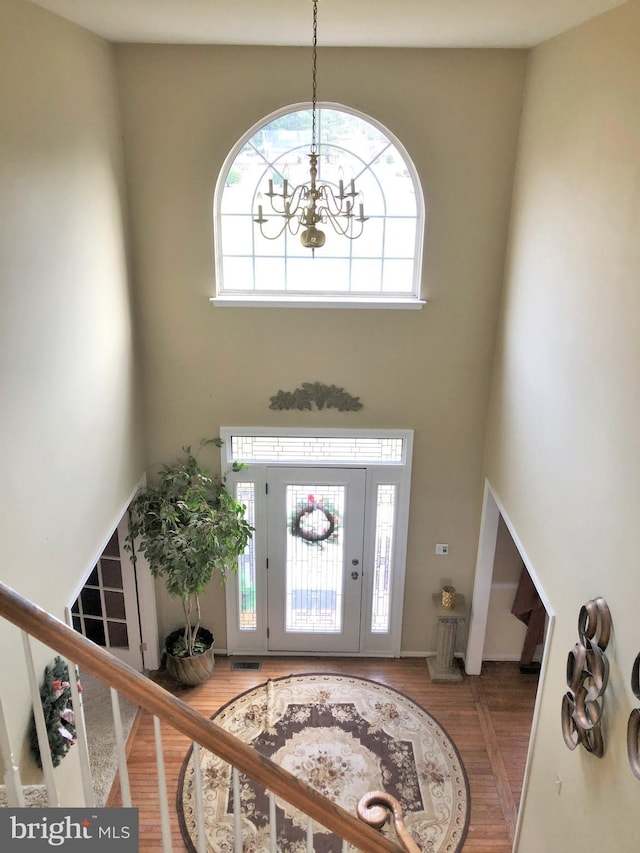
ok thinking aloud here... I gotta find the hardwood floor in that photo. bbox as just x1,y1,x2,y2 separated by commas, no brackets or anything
108,658,539,852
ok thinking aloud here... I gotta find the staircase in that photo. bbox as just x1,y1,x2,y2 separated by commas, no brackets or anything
0,582,419,852
0,785,48,808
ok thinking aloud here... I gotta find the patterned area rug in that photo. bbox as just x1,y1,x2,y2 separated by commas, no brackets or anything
177,673,469,852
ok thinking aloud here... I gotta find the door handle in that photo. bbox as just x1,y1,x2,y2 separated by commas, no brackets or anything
351,571,359,580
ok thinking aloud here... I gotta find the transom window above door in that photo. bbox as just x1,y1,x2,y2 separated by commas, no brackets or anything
212,104,425,309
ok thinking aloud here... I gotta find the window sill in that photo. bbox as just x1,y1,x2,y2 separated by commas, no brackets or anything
210,295,426,310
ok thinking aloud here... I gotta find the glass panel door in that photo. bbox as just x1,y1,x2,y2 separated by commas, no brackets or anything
267,468,366,652
71,519,144,670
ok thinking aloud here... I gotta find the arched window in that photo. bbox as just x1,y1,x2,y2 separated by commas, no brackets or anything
213,103,425,308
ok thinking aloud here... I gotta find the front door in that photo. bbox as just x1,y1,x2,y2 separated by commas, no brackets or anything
266,467,366,653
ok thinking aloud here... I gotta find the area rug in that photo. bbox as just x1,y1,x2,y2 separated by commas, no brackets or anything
177,673,469,852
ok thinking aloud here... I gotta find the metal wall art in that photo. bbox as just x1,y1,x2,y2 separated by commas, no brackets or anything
269,382,363,412
627,653,640,779
561,597,611,758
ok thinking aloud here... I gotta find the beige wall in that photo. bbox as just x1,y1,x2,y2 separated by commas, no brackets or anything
115,43,527,649
0,0,142,792
484,1,640,848
492,516,524,584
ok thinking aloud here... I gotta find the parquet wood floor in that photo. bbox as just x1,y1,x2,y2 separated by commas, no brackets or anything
108,658,539,852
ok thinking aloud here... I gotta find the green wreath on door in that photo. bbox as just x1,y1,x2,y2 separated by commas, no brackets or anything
290,494,341,545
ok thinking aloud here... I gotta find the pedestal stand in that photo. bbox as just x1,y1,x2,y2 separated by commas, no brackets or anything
427,593,466,683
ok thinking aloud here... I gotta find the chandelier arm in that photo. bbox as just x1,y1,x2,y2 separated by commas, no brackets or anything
265,196,290,216
318,210,368,240
256,211,307,240
317,185,356,219
286,185,310,217
320,187,369,227
285,212,304,235
263,184,308,218
256,218,292,241
323,213,355,238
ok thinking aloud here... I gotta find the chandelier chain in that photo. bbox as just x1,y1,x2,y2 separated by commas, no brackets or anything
311,0,318,154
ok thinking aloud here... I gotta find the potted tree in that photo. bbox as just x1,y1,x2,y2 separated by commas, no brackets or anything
126,439,253,686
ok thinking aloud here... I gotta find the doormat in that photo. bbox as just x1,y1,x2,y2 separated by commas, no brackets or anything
231,661,261,671
177,673,469,852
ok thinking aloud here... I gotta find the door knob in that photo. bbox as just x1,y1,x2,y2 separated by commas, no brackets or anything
351,559,359,566
351,571,359,580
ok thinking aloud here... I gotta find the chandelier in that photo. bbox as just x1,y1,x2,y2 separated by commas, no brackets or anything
253,0,368,251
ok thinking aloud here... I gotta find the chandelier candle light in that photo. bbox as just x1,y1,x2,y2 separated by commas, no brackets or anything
253,0,368,251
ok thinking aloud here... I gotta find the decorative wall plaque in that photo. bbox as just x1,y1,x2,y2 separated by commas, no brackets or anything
269,382,363,412
561,597,611,758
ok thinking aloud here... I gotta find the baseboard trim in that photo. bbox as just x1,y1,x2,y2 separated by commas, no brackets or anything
401,650,466,660
482,653,523,662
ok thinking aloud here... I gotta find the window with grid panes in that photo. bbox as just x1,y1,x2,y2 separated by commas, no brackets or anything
213,104,425,307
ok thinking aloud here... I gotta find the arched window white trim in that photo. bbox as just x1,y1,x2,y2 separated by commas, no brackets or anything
211,102,426,309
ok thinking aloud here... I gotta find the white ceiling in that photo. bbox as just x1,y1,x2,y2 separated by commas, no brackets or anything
29,0,627,49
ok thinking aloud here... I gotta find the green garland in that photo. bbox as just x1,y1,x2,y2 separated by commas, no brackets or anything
29,657,79,769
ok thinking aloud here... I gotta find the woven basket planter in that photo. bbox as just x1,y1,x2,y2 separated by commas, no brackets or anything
165,628,215,687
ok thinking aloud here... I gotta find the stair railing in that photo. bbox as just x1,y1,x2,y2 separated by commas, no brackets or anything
0,581,417,852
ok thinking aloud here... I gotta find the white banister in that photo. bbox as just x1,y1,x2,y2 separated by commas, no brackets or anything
111,687,132,807
307,815,314,852
269,790,277,852
22,631,59,806
153,715,173,853
192,742,206,853
232,766,242,853
66,659,94,807
0,697,25,807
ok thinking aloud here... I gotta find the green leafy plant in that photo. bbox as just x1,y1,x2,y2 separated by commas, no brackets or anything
126,439,253,658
